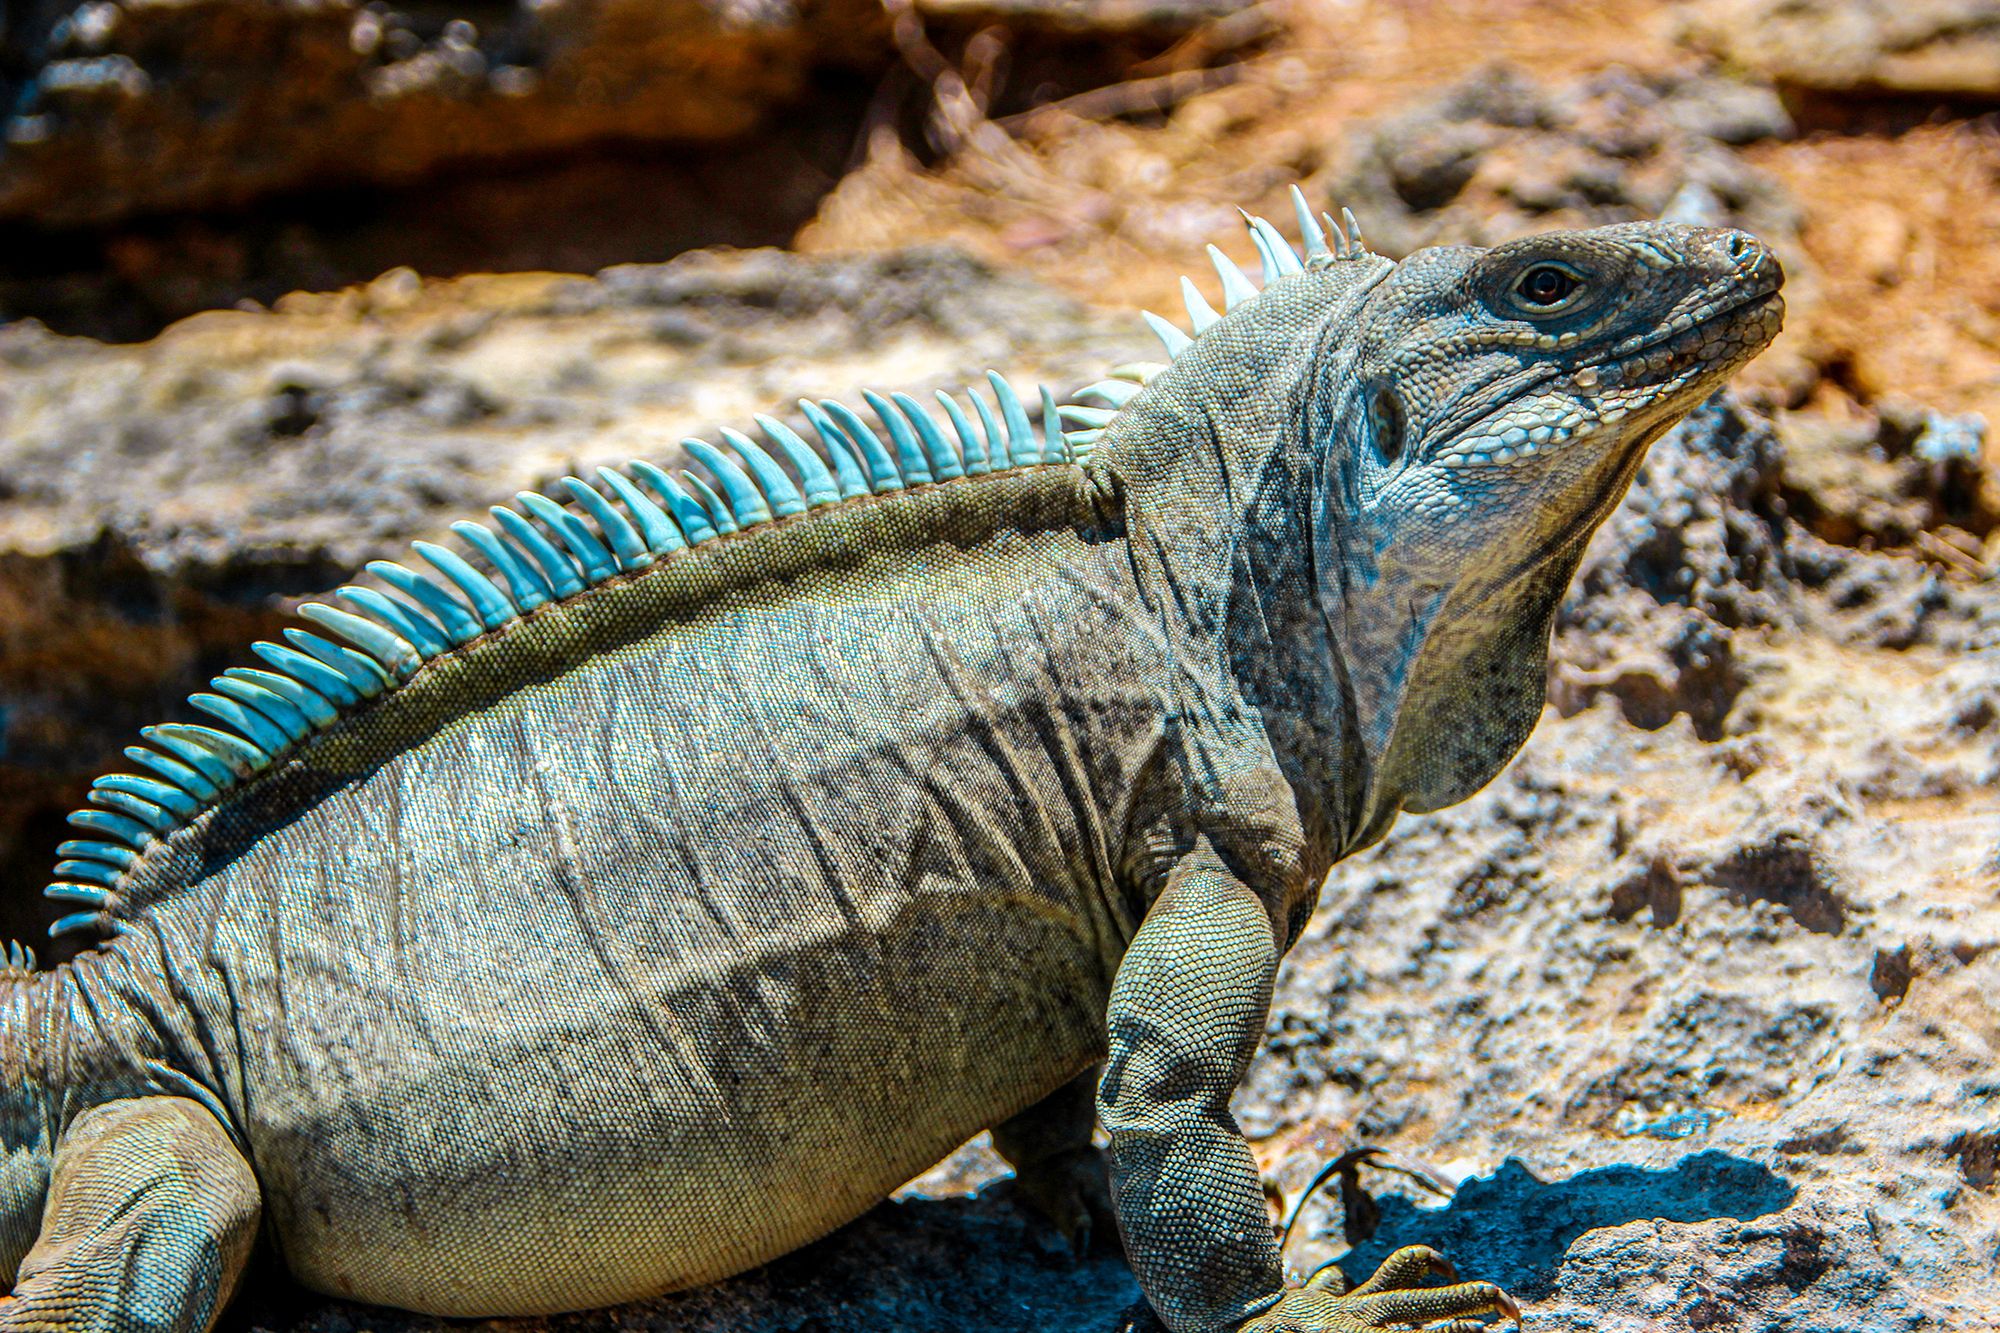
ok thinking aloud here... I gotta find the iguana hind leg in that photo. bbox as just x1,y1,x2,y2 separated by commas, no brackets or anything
991,1065,1117,1256
1,1097,259,1333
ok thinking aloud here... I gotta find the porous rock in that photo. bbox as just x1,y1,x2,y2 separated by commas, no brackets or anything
1681,0,2000,100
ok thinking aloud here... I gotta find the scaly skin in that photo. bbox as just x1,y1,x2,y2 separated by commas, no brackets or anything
0,217,1780,1331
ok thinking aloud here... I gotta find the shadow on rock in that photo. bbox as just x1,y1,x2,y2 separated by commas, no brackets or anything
1337,1152,1795,1302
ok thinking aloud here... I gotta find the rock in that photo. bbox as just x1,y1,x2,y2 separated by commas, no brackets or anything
1316,64,1799,261
0,0,1250,232
0,0,886,228
1681,0,2000,100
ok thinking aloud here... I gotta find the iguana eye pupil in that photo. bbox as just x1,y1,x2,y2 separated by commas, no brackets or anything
1516,266,1580,307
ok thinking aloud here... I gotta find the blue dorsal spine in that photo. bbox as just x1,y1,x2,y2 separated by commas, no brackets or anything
39,196,1360,942
42,373,1073,938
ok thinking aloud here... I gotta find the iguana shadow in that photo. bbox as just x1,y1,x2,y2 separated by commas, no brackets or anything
1333,1151,1796,1302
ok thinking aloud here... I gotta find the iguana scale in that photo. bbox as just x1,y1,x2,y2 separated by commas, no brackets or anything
0,193,1781,1331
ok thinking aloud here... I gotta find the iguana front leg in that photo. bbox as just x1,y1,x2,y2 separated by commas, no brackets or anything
991,1065,1116,1254
1101,857,1516,1332
1,1097,259,1333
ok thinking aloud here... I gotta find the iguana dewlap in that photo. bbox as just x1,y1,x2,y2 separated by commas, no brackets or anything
0,197,1781,1332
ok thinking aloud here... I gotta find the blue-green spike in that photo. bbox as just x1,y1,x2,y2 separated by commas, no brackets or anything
252,641,361,709
1208,244,1259,309
751,417,840,508
797,401,872,499
50,911,111,938
57,839,138,870
53,859,121,888
189,692,295,754
628,461,719,543
415,541,516,629
596,468,685,555
682,472,739,535
150,723,263,780
819,400,904,493
140,725,239,789
1143,312,1194,356
1248,214,1304,278
122,746,220,802
988,373,1039,464
1059,404,1117,428
283,629,391,697
66,807,152,849
1068,428,1105,448
366,563,480,646
936,392,990,475
969,387,1008,469
518,491,619,581
212,674,317,737
490,507,585,598
1040,385,1068,462
861,391,935,485
297,604,421,679
1074,378,1141,408
562,479,651,570
92,775,198,822
1293,185,1332,260
227,668,337,729
47,885,113,908
685,437,778,526
453,520,553,612
53,858,121,888
337,587,448,658
1181,277,1221,334
718,428,809,518
83,794,169,842
889,393,964,481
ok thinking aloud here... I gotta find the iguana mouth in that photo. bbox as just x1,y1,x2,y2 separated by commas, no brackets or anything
1586,278,1785,389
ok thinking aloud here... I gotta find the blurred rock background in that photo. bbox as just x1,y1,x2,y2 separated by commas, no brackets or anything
0,0,1995,1329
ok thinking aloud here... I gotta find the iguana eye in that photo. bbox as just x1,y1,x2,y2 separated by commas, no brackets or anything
1513,265,1582,310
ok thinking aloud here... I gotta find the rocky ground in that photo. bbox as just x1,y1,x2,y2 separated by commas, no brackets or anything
1,0,1996,1330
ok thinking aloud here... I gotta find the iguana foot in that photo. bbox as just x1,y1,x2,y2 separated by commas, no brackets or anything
1238,1246,1520,1332
991,1066,1117,1256
1008,1143,1119,1256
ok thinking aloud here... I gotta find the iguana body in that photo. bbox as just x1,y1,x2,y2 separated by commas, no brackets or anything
0,199,1781,1331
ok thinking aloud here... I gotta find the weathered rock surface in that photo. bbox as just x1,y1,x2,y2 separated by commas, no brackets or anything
1681,0,2000,99
0,0,1247,230
0,0,887,228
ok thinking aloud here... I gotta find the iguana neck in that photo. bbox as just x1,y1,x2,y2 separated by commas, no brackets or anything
1087,257,1394,883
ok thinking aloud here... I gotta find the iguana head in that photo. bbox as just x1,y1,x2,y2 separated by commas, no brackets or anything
1096,201,1782,851
1314,220,1781,826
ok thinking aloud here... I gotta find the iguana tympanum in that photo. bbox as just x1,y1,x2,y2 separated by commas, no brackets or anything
0,195,1781,1331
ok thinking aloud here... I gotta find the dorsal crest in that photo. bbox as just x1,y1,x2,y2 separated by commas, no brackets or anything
41,190,1363,943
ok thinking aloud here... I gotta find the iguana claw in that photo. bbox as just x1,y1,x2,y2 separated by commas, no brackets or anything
1235,1245,1520,1331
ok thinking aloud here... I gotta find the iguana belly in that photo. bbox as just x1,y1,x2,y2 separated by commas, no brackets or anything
240,880,1109,1315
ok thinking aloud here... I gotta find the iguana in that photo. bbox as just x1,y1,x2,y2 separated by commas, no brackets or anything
0,194,1781,1332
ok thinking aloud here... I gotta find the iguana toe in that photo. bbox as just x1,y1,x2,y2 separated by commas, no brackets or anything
1009,1145,1118,1258
1235,1248,1518,1331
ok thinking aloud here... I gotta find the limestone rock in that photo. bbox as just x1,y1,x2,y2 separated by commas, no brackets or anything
1682,0,2000,99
